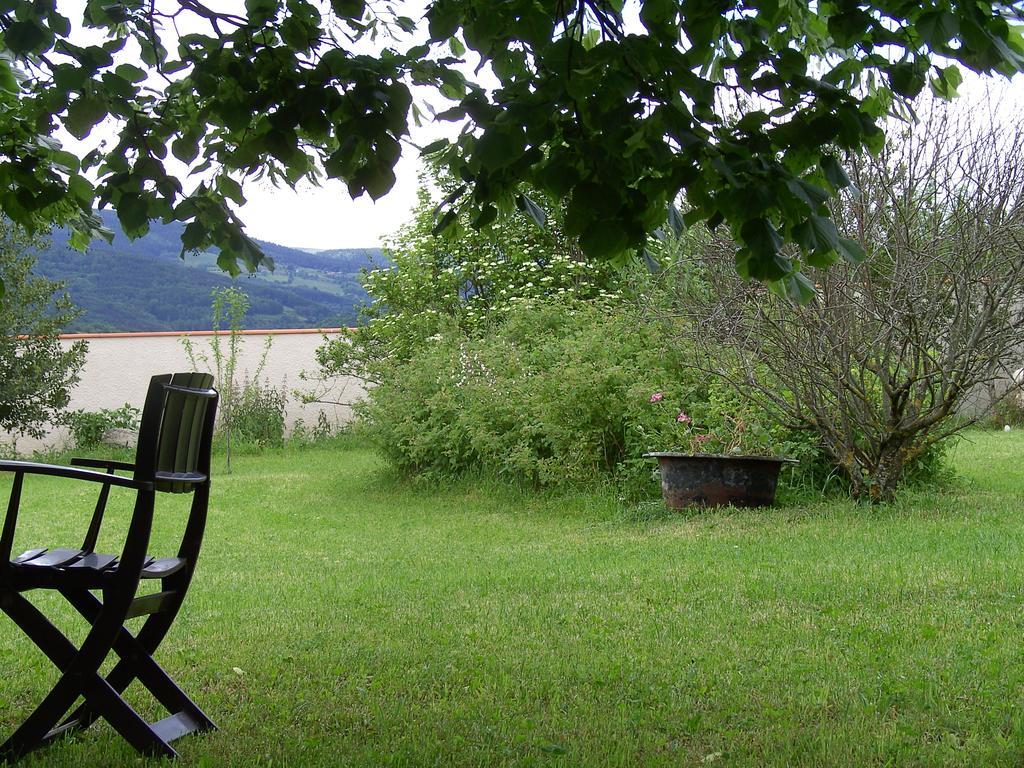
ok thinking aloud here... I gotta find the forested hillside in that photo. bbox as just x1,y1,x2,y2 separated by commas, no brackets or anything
34,212,385,332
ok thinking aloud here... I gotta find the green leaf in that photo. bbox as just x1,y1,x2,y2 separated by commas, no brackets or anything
667,204,685,237
828,9,871,49
779,271,816,304
682,209,705,228
736,111,769,133
808,214,839,253
281,15,317,51
181,220,206,250
330,0,363,19
888,62,926,97
351,162,396,200
929,64,962,100
517,194,546,228
68,174,94,204
640,0,675,28
820,155,851,191
786,178,830,209
427,4,459,41
862,125,885,155
65,94,107,139
471,204,497,229
835,236,866,265
216,250,242,276
116,193,150,235
420,139,449,156
246,0,279,20
740,217,784,263
69,228,91,250
432,207,458,236
0,58,17,93
916,10,959,48
49,13,72,37
449,36,465,56
580,219,629,259
51,150,80,172
172,135,200,164
581,29,600,50
114,63,147,83
4,21,48,54
474,128,524,171
217,176,246,206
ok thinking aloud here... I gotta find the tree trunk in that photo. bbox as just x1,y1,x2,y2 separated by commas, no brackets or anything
850,441,906,503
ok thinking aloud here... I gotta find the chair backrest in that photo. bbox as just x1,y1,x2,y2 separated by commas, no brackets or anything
133,373,218,494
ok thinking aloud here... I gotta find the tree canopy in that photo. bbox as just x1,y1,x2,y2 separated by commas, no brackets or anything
1,0,1023,298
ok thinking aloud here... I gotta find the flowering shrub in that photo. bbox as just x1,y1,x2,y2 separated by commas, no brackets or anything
647,394,774,455
359,301,827,498
310,171,626,395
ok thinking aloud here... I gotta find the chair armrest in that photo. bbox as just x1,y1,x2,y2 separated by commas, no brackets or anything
154,471,208,486
70,457,137,473
0,461,152,491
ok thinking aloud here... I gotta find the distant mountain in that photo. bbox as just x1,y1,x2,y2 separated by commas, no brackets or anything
34,211,389,332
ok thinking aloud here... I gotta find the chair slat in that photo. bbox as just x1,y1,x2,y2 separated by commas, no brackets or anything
66,553,118,572
183,373,213,481
13,548,46,564
141,557,186,579
20,549,82,568
173,379,199,475
151,711,204,743
126,590,177,619
157,376,188,492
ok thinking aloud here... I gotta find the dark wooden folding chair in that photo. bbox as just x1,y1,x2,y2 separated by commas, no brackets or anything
0,372,219,762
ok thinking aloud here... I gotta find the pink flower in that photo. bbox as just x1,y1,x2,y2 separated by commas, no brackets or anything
693,434,710,444
676,411,691,424
649,392,664,403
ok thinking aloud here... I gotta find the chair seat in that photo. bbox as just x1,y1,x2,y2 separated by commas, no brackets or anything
13,548,186,579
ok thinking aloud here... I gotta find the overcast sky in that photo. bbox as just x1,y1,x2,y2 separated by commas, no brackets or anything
238,152,423,251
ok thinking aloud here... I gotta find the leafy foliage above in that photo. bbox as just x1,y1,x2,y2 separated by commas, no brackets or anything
2,0,1022,299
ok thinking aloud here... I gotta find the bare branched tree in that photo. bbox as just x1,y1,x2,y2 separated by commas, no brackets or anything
674,100,1024,501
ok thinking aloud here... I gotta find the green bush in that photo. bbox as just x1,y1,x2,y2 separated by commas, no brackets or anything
360,302,826,499
309,170,630,399
988,389,1024,428
290,411,337,446
230,378,287,448
66,403,141,450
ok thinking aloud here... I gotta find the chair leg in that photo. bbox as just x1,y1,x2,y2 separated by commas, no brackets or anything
78,674,179,758
58,588,216,739
0,590,177,762
0,592,79,762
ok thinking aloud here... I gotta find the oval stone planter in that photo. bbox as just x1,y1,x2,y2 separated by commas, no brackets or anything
643,452,794,509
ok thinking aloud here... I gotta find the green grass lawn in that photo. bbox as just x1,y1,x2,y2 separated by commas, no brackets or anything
2,431,1024,766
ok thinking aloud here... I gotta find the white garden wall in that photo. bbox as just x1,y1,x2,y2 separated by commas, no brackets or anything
3,329,367,455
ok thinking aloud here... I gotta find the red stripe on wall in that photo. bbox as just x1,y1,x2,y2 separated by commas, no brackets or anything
58,328,351,340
